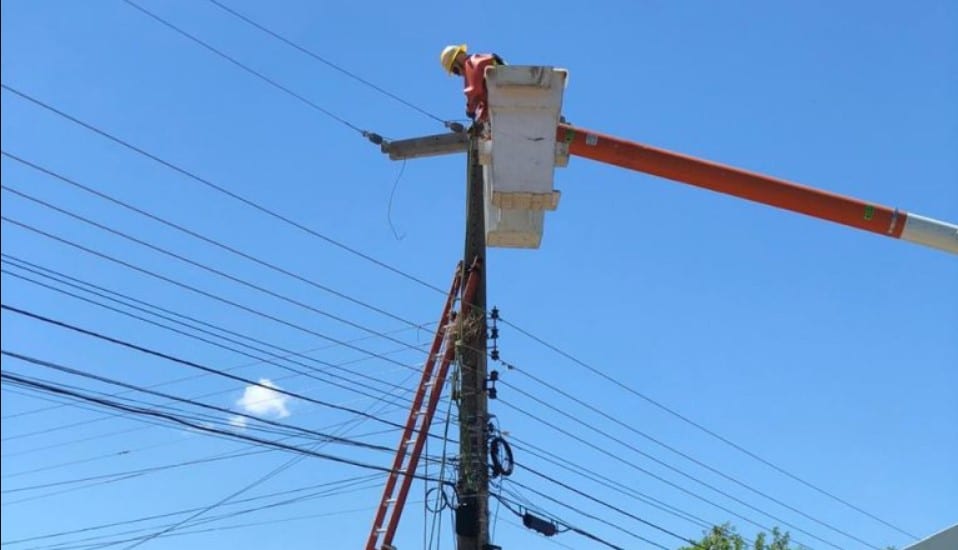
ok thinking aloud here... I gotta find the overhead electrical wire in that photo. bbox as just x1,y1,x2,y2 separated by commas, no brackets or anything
115,390,392,549
2,365,456,547
1,151,425,330
32,497,407,550
500,380,869,549
0,261,422,405
121,0,372,138
202,0,452,127
1,253,430,396
1,474,381,546
0,264,461,467
0,270,414,452
0,304,462,465
493,490,658,550
507,437,713,532
498,398,785,542
0,84,447,295
0,262,451,442
11,477,388,550
2,351,396,454
0,215,426,375
499,315,917,540
0,304,428,434
1,448,271,495
502,367,878,548
110,319,443,550
0,186,429,366
0,370,449,485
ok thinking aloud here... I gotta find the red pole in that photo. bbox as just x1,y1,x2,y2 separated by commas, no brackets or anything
558,124,908,239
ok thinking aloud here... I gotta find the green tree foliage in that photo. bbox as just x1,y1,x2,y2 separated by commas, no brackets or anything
678,524,803,550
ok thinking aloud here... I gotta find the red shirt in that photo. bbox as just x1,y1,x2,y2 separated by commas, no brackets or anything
462,54,500,122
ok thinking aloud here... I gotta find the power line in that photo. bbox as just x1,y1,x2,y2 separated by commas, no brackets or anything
499,316,917,540
0,448,269,495
0,304,463,468
1,150,426,329
507,437,713,532
0,266,419,424
0,261,423,405
494,489,660,550
501,380,864,549
110,318,437,550
121,0,371,138
203,0,451,127
27,492,400,550
492,493,626,550
0,304,423,434
1,254,427,402
2,350,395,454
504,365,878,548
0,215,425,375
498,398,782,541
0,263,449,460
10,476,386,550
1,474,380,546
0,370,449,485
517,462,696,546
1,186,428,365
0,83,446,295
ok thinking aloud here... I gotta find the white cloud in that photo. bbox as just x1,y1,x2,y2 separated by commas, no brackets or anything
235,378,291,420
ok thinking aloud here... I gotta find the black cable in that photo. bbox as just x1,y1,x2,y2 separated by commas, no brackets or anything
15,476,387,550
505,367,879,548
499,316,917,540
0,262,420,406
0,216,426,376
0,268,464,466
493,492,637,550
121,0,369,137
0,279,429,423
0,268,412,447
517,462,699,546
0,448,270,495
0,83,447,295
0,302,462,460
35,492,398,550
0,262,457,446
0,187,426,366
0,371,448,485
0,303,421,434
1,150,426,329
508,436,713,532
501,381,855,549
498,398,780,539
1,373,313,450
2,350,395,453
115,340,428,550
1,474,380,546
203,0,450,126
1,253,428,392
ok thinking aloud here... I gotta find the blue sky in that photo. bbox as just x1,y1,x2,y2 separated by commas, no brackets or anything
1,1,956,549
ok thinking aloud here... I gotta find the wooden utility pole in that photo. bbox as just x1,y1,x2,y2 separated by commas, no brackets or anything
455,131,490,549
378,129,490,549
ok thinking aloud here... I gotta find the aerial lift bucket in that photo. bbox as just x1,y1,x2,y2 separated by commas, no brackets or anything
481,66,569,248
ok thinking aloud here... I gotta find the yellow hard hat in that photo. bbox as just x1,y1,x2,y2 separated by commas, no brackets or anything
440,44,467,74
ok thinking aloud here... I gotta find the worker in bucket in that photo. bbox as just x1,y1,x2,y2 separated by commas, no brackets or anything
440,44,505,124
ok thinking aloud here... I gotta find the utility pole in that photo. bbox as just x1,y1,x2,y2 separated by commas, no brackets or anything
455,130,490,549
378,128,490,549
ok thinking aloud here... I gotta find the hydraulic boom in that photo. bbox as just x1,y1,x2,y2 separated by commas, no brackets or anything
558,124,958,255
